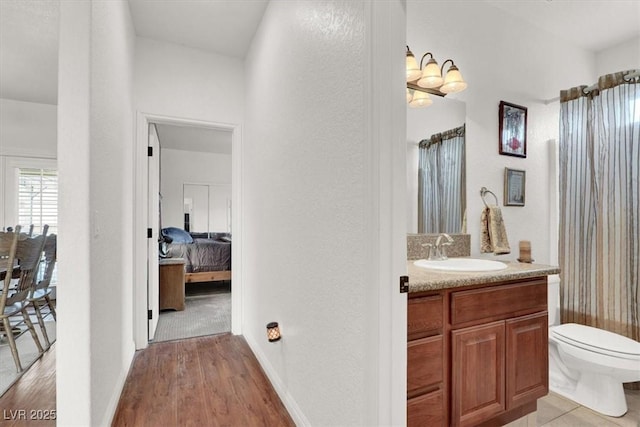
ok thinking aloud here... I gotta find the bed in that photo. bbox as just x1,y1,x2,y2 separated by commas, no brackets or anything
161,227,231,284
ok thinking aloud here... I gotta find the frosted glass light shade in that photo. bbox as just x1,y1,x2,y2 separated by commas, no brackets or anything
417,58,443,89
440,65,467,94
406,51,421,82
409,90,432,108
406,88,413,103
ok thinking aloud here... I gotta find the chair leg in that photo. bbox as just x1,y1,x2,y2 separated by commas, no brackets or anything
33,300,51,348
2,317,22,372
21,308,43,353
45,295,56,321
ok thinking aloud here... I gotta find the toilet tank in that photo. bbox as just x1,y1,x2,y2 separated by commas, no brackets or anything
548,274,560,326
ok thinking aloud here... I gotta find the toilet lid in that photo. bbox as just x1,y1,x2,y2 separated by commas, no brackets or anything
551,323,640,359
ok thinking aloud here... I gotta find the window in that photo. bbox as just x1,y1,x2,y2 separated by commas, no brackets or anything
18,168,58,235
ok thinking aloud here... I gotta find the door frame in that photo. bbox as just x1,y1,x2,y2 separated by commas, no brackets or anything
133,112,243,349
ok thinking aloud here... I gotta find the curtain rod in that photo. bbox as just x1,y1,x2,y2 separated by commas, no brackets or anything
583,70,638,95
582,83,599,95
544,70,639,103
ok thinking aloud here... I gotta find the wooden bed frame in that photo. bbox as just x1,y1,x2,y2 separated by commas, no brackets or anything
185,270,231,283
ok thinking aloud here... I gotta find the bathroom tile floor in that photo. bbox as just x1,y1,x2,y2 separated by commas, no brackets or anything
505,389,640,427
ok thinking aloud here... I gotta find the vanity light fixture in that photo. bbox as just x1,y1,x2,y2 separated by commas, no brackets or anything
408,90,433,108
266,322,281,342
406,45,468,108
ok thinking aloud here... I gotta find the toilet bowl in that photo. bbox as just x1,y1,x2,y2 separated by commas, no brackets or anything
547,275,640,417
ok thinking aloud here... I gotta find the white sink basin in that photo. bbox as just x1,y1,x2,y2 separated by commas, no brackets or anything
414,258,508,272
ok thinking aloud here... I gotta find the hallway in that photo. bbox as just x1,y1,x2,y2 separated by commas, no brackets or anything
112,333,294,426
0,334,292,426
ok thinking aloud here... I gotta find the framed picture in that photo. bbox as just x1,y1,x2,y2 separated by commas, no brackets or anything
504,168,526,206
499,101,527,158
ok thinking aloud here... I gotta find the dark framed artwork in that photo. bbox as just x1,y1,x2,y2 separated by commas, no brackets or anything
499,101,527,158
504,168,526,206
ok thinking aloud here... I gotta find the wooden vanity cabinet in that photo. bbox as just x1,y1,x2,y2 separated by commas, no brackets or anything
407,276,549,427
407,294,446,425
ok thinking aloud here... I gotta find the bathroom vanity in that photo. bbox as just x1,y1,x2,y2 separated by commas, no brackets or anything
406,261,560,427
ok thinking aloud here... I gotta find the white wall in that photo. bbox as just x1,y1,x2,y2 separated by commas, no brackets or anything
406,97,465,232
596,36,640,77
160,148,231,229
134,37,243,124
243,1,407,425
57,1,136,425
407,1,596,265
0,98,57,158
0,98,57,227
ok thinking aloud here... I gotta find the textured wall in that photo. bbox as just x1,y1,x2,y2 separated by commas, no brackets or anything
134,37,243,125
243,1,370,424
0,98,57,158
57,1,136,425
0,98,57,227
595,36,640,77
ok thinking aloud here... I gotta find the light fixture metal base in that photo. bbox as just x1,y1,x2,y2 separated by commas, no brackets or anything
407,82,446,98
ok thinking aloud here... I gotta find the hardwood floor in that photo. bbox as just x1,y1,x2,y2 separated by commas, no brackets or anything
0,343,56,427
0,335,293,426
112,333,294,427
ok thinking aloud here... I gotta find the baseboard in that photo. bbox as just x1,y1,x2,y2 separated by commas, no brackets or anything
100,341,136,427
244,332,310,426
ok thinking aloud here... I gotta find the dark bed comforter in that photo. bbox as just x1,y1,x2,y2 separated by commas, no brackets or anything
165,235,231,273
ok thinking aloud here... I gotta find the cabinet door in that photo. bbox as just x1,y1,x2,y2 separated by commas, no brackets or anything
407,389,444,427
506,312,548,409
451,321,505,427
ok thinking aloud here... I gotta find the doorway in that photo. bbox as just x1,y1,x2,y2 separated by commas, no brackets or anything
134,113,242,350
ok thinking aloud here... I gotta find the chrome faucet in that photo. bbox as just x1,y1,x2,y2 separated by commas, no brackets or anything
421,233,454,260
421,243,435,260
435,233,454,260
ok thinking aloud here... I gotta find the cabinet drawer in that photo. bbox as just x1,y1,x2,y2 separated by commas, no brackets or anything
408,294,443,339
451,278,547,326
407,389,444,427
408,335,443,395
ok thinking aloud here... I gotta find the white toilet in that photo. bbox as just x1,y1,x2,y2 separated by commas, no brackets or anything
547,275,640,417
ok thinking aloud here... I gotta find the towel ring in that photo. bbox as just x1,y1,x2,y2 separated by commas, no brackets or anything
480,187,498,208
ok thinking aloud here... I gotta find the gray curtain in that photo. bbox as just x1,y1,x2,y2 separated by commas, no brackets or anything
559,70,639,343
418,125,465,234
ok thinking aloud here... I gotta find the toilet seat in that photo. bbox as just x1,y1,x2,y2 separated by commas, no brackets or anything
550,323,640,360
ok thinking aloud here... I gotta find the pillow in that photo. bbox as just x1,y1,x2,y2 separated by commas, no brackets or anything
161,227,193,244
218,235,232,243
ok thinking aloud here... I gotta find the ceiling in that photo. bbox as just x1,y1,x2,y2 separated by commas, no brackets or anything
484,0,640,52
1,0,638,107
127,0,269,59
0,0,59,105
155,124,232,155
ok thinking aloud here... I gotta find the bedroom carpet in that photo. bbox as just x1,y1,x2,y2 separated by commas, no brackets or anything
153,282,231,343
